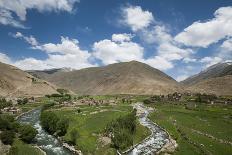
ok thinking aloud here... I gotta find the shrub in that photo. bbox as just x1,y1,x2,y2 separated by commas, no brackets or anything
0,130,15,145
19,124,37,143
40,111,69,135
106,109,137,150
69,129,79,145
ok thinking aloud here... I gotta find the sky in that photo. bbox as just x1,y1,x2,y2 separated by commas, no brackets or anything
0,0,232,81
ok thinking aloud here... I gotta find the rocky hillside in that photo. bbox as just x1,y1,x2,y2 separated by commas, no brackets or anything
0,62,57,97
181,62,232,95
29,61,181,95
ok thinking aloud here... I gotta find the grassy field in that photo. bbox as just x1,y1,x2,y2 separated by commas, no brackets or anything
50,103,150,154
8,139,44,155
148,103,232,155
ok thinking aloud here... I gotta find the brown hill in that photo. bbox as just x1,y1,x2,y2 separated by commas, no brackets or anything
182,62,232,96
0,62,57,97
28,61,181,95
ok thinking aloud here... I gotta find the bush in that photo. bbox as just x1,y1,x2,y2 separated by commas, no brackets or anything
0,114,15,130
106,109,137,150
19,124,37,143
0,98,12,109
56,118,69,136
40,111,69,135
17,98,28,105
112,128,133,150
0,130,15,145
69,129,79,145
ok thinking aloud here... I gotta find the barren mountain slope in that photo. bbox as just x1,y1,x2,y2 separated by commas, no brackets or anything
0,62,57,97
182,62,232,95
29,61,182,95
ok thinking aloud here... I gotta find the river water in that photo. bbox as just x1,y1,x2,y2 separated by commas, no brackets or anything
17,108,73,155
128,103,169,155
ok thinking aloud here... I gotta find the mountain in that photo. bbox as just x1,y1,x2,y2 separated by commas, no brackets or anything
28,61,181,95
181,62,232,95
0,62,58,97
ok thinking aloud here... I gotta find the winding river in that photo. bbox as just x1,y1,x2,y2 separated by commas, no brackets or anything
17,108,73,155
128,103,170,155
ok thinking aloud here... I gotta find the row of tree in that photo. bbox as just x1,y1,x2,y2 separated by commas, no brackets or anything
105,109,137,151
40,111,69,136
0,114,37,145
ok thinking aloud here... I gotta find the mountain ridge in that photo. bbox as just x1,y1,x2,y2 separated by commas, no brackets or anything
28,61,182,95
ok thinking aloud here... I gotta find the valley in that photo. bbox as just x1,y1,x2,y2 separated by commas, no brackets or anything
0,61,231,155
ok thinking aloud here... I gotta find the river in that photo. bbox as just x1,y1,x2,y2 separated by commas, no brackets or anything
128,103,170,155
17,108,73,155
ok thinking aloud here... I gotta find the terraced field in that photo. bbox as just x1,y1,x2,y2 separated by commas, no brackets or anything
149,103,232,155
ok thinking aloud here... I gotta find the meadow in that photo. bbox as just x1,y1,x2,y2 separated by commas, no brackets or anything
50,103,150,154
148,103,232,155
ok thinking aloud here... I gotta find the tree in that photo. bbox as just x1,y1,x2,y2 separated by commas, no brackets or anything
19,124,37,143
0,130,15,145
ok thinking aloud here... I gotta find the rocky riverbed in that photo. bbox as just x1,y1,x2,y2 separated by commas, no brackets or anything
127,103,177,155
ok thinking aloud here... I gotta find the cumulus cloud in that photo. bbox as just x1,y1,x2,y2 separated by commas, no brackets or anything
0,0,79,27
8,32,95,70
176,75,188,82
11,32,39,46
200,56,223,68
120,5,154,31
219,38,232,60
141,25,195,66
112,33,133,42
118,5,197,71
0,53,12,64
175,6,232,48
0,9,25,28
144,56,174,71
93,34,144,65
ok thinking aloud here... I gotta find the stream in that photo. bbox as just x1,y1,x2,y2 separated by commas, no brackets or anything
128,103,170,155
17,108,73,155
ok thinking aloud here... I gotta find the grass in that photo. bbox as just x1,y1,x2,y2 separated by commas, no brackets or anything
148,102,232,155
8,139,44,155
51,103,150,154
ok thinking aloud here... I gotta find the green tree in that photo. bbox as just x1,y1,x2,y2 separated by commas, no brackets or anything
19,124,38,143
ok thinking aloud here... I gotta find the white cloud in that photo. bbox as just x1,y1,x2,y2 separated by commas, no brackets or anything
200,56,223,68
176,75,188,82
175,6,232,48
9,33,95,70
12,32,39,46
0,0,79,27
14,58,51,70
121,5,154,31
219,38,232,59
144,56,173,70
0,53,12,64
141,25,172,44
0,9,26,28
93,33,176,71
140,25,195,64
93,34,144,65
112,33,133,42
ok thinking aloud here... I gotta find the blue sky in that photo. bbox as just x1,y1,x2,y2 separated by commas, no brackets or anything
0,0,232,81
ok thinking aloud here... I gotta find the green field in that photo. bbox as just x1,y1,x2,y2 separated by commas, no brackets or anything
50,103,150,154
149,103,232,155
